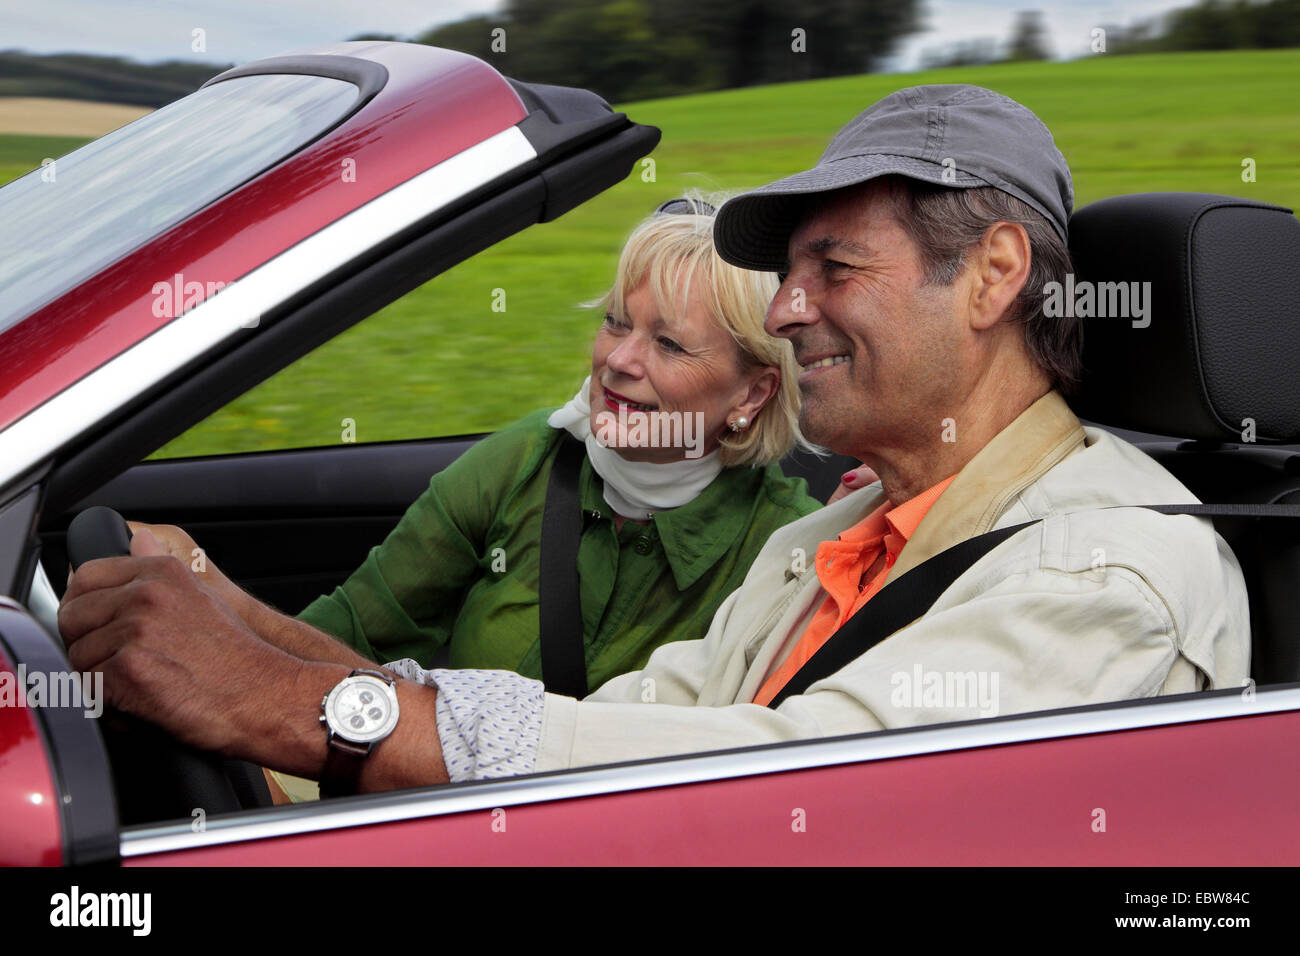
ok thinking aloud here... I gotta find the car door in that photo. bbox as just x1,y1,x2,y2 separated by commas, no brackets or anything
116,683,1300,865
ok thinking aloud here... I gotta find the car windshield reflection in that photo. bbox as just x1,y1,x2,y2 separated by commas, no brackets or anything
0,72,359,334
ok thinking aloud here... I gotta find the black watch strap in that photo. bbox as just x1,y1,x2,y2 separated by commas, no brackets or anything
319,668,396,798
320,735,372,799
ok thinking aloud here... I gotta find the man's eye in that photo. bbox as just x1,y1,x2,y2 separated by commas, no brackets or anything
823,259,849,273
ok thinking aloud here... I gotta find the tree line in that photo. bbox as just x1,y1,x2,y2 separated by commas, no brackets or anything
0,50,228,107
416,0,923,102
1103,0,1300,53
1,0,1295,109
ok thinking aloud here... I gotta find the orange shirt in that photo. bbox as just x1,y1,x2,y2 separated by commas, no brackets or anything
753,474,956,707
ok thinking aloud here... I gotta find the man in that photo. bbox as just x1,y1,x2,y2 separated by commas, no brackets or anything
59,85,1249,794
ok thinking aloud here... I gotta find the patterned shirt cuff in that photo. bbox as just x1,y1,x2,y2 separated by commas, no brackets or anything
383,660,545,782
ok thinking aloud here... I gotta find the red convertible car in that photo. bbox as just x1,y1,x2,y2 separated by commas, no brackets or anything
0,41,1297,867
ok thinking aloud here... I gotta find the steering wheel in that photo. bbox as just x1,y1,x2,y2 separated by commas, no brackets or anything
65,506,270,825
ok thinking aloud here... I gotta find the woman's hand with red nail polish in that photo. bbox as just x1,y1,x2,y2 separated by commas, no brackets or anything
827,462,880,505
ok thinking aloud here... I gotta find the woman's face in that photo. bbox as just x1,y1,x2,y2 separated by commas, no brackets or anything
588,276,777,463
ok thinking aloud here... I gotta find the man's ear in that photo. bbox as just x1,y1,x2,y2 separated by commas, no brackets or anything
968,221,1031,332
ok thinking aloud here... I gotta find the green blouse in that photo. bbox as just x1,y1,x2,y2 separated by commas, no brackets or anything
295,408,821,694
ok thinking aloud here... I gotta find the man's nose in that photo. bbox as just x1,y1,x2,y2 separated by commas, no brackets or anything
765,272,819,339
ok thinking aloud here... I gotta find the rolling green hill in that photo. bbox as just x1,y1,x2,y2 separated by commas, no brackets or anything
3,49,1296,457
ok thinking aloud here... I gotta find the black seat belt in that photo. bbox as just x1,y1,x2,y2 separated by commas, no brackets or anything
766,501,1300,709
539,436,589,698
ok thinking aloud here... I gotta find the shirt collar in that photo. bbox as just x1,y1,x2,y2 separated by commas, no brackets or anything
885,473,957,542
834,473,957,556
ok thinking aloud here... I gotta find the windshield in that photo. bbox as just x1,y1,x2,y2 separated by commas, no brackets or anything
0,73,360,334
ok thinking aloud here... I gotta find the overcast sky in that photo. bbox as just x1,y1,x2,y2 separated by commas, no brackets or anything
2,0,1186,70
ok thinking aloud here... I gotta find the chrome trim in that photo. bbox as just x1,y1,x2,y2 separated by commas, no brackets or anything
26,561,61,642
0,126,538,486
121,683,1300,857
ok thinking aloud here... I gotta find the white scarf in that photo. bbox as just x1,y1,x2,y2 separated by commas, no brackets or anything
546,377,723,520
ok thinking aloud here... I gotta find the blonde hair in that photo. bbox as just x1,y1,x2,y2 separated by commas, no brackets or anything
587,195,813,467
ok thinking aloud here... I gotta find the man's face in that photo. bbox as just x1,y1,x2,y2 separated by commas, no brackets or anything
764,181,967,461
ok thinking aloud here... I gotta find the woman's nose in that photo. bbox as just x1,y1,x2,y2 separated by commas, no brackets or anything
605,336,646,375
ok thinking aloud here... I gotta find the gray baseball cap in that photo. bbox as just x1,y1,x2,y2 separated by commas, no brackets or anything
714,84,1074,271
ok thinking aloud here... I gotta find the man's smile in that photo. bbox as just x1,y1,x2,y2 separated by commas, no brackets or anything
797,352,849,382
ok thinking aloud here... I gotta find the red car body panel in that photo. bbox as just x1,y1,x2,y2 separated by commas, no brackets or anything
126,710,1300,866
0,649,64,866
0,43,526,432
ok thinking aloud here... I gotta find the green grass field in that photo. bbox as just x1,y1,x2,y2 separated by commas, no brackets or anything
4,49,1298,458
0,134,88,188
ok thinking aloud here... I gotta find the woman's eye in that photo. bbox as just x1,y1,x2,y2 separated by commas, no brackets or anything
602,313,626,330
657,336,684,353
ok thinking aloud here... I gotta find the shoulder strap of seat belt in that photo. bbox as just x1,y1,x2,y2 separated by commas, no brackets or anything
539,435,590,698
765,501,1300,709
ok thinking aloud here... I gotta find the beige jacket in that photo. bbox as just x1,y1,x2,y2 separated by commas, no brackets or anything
536,391,1251,772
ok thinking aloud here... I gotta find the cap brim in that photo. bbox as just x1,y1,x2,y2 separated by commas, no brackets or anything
714,153,988,272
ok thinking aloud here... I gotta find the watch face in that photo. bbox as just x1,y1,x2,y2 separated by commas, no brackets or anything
324,674,400,744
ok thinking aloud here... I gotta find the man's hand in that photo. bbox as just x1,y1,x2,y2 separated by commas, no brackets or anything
59,527,308,759
122,519,369,669
124,520,204,573
125,520,250,616
58,528,450,789
827,462,880,504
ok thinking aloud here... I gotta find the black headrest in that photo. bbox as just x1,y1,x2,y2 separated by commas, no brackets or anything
1068,192,1300,443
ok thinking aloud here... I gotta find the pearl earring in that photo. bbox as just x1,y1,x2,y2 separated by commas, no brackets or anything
729,416,749,432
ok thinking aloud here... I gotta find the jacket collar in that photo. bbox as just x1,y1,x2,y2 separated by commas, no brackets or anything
885,389,1086,583
579,456,768,591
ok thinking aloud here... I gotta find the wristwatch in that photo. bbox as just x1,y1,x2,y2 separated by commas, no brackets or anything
319,668,400,798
